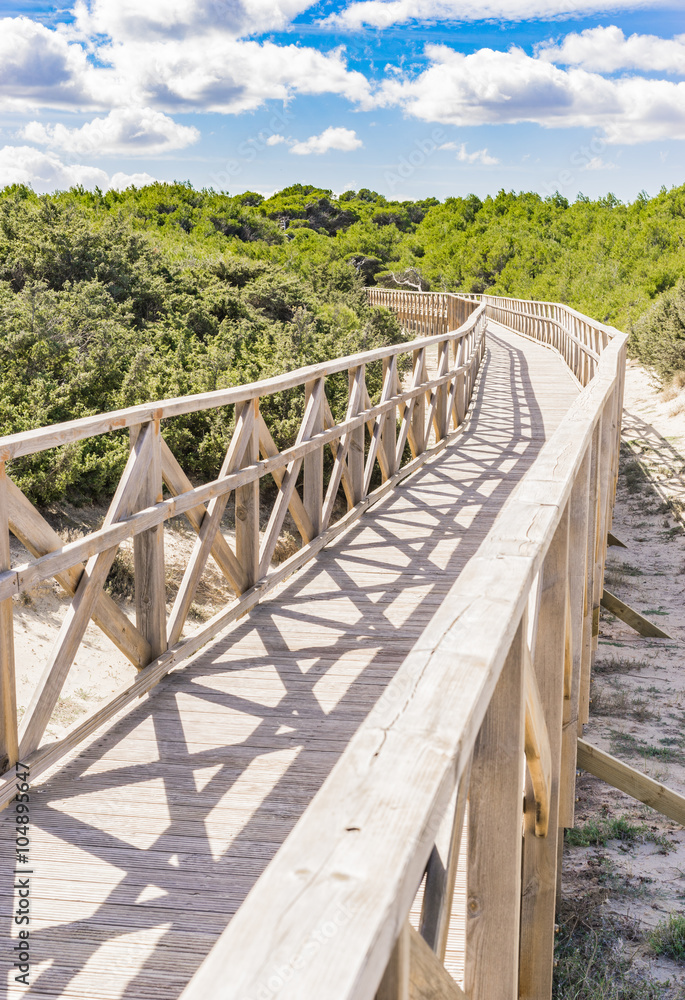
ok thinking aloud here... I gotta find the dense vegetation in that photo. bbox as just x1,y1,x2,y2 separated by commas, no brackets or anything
1,179,683,503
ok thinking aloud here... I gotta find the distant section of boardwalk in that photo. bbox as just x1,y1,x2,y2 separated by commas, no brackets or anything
0,324,579,1000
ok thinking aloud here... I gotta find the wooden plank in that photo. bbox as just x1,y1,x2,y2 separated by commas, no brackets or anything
519,507,569,1000
235,399,260,590
348,366,365,504
323,397,355,511
420,758,471,960
167,403,256,645
0,462,18,775
17,422,155,758
258,413,316,544
465,616,525,1000
524,642,552,838
131,419,167,660
577,739,685,825
260,380,324,575
0,308,486,462
381,356,399,478
161,437,246,595
560,447,590,828
601,589,672,639
607,531,627,548
6,476,152,668
409,925,467,1000
376,923,410,1000
304,378,325,538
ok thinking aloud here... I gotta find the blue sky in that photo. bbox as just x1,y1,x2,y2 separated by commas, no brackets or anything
0,1,683,202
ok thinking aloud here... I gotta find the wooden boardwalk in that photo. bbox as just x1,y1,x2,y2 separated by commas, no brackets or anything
1,324,580,1000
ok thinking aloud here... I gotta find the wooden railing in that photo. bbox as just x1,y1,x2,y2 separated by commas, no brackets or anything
0,296,485,805
366,288,476,337
178,293,627,1000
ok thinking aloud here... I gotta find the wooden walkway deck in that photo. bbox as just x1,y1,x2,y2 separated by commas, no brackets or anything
1,324,580,1000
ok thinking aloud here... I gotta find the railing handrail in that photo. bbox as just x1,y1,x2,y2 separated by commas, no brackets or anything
0,295,486,803
0,299,474,462
178,292,628,1000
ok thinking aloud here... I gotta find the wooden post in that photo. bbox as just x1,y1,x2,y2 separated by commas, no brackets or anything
559,446,590,828
435,341,449,441
131,418,167,660
579,420,601,728
420,757,471,960
412,350,426,456
0,462,18,775
465,616,525,1000
303,378,324,537
375,923,410,1000
381,357,398,479
519,505,570,1000
235,398,260,589
348,367,365,504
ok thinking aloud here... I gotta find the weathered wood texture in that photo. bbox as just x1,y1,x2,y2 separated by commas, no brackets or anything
0,291,626,1000
0,300,486,791
0,323,583,1000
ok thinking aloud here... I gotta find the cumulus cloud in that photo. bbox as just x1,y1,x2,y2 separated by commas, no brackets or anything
0,145,156,193
20,108,199,156
71,0,313,43
536,26,685,74
324,0,661,31
0,16,96,111
0,13,370,116
289,126,363,155
266,134,287,145
374,45,685,144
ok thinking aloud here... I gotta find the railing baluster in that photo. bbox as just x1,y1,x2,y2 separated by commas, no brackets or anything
131,417,167,659
303,378,325,537
348,366,365,504
0,461,18,776
235,398,260,590
465,613,525,1000
519,504,570,1000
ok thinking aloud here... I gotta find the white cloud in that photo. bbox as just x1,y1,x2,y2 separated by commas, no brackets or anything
266,134,287,145
0,16,95,111
374,45,685,144
325,0,661,31
71,0,314,42
0,145,156,193
583,156,617,170
20,108,199,156
0,14,370,116
289,126,363,155
455,142,499,164
537,26,685,75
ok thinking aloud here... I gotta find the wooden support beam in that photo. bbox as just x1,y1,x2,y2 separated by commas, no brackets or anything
578,739,685,826
303,378,325,538
167,402,256,645
601,589,672,639
0,462,18,774
323,398,355,511
420,758,471,960
161,437,247,595
322,372,364,530
18,423,155,757
409,925,467,1000
520,507,569,1000
465,617,525,1000
6,476,152,669
257,414,315,544
607,532,627,548
235,399,260,591
348,366,365,505
131,419,166,660
524,643,552,839
376,923,409,1000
